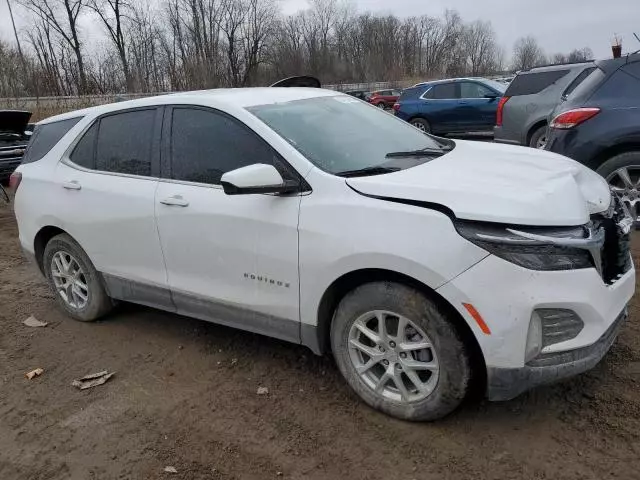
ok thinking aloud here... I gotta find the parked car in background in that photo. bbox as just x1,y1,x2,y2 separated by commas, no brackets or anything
494,62,595,149
12,87,634,421
394,78,505,135
546,53,640,221
0,110,32,183
367,89,401,109
344,89,370,101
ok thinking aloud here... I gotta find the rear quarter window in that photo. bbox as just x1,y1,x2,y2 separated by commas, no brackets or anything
505,70,570,96
399,87,427,101
21,117,82,164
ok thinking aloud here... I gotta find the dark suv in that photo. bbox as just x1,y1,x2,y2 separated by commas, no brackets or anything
0,110,32,182
546,53,640,220
494,62,595,149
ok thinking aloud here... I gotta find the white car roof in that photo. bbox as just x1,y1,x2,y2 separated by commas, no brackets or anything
39,87,340,125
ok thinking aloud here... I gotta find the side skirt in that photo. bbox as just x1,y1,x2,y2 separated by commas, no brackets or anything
102,274,302,346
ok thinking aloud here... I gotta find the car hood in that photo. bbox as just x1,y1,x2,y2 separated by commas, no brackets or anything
346,140,611,226
0,110,32,135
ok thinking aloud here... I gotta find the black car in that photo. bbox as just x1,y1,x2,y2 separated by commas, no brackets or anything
546,54,640,220
0,110,32,183
344,89,370,101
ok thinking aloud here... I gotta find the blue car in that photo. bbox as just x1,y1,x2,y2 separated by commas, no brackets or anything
393,78,506,135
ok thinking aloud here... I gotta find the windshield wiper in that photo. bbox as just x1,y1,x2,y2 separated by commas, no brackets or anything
385,145,453,158
336,166,401,178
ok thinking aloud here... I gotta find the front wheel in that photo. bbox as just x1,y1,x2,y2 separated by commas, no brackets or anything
331,282,472,421
597,151,640,224
376,102,386,109
43,233,114,321
410,118,431,133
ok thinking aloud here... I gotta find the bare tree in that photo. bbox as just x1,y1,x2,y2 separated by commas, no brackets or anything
18,0,89,93
512,35,546,71
462,20,498,75
88,0,133,91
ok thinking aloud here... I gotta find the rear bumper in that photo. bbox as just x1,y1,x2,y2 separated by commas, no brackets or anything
493,126,521,146
486,308,627,401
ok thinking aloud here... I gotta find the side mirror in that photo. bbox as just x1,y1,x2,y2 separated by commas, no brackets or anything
220,164,297,195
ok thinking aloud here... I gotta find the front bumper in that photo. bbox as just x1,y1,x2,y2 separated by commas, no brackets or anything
486,308,627,401
436,252,635,399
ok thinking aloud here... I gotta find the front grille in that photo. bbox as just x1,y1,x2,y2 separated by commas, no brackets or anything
592,195,633,284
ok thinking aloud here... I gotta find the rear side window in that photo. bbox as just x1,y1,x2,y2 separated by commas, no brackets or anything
170,107,282,185
505,70,570,96
426,83,457,99
69,109,156,176
22,117,82,164
96,109,155,176
70,123,97,169
562,67,596,98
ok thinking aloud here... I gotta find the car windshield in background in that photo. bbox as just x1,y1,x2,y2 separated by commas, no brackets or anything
482,79,508,94
248,96,446,176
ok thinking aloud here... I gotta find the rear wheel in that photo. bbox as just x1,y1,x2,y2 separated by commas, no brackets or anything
331,282,472,421
529,125,548,149
410,118,431,134
376,102,386,109
597,152,640,224
43,233,114,321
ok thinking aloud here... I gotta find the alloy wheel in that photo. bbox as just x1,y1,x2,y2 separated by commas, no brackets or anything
348,310,439,403
535,135,548,149
412,122,426,132
51,251,89,309
607,166,640,222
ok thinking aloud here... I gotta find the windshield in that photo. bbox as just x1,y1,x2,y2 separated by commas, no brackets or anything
247,96,445,175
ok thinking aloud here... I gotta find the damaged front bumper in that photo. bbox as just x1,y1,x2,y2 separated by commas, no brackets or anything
486,308,627,401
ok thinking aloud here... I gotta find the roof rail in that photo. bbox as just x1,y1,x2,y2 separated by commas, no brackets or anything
521,60,594,71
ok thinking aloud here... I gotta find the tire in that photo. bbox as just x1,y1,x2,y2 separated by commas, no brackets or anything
528,125,548,149
43,233,114,322
331,282,472,421
596,151,640,225
410,118,431,134
376,102,386,109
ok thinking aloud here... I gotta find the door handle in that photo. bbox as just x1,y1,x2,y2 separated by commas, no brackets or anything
160,195,189,207
62,181,81,190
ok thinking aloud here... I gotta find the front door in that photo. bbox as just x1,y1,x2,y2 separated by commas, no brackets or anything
459,82,500,131
154,106,301,342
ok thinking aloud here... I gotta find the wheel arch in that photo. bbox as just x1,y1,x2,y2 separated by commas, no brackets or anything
589,143,640,172
525,119,548,146
310,268,486,388
33,225,69,274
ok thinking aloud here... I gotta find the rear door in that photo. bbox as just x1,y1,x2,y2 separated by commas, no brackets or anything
421,82,460,132
53,107,171,307
154,106,301,341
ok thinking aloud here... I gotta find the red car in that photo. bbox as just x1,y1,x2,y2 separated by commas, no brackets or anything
367,89,402,109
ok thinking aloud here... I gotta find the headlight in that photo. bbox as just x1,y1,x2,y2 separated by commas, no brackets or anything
455,220,598,271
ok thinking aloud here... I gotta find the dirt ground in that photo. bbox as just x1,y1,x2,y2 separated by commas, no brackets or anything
1,198,640,480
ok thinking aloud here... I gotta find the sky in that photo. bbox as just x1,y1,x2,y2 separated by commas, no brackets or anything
1,0,638,61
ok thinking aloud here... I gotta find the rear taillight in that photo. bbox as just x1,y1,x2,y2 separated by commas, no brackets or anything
496,96,510,127
550,108,601,129
9,171,22,192
393,103,400,112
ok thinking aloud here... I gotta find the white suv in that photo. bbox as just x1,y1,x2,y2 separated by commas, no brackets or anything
11,88,635,421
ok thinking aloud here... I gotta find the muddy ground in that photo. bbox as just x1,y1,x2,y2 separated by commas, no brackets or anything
1,198,639,480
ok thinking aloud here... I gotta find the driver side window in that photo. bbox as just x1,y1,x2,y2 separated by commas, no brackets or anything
460,82,494,99
169,107,294,185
